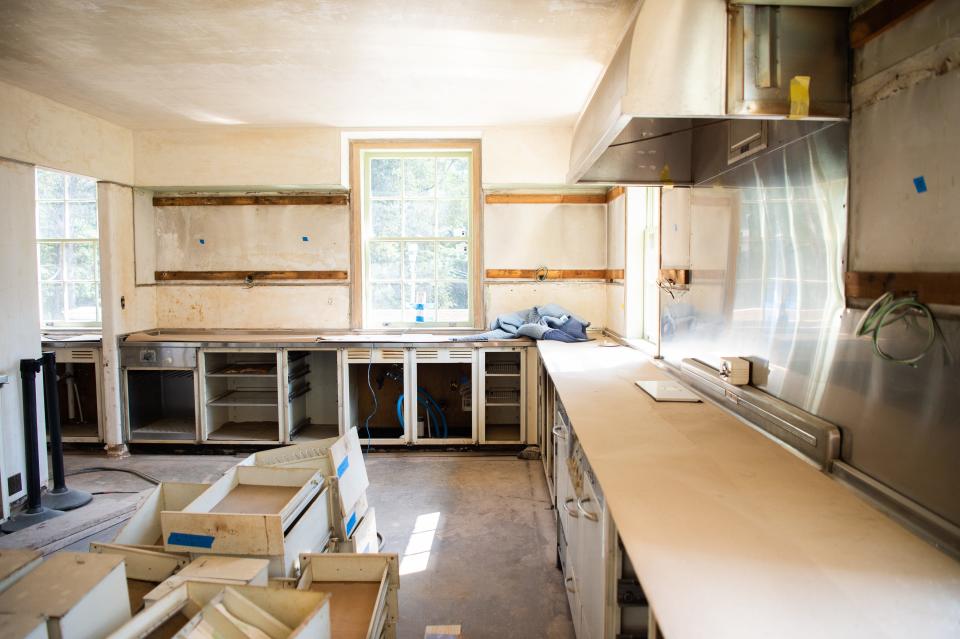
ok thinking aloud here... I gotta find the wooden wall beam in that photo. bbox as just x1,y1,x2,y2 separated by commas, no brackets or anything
483,193,606,205
606,186,625,203
155,270,349,282
486,269,618,281
153,194,349,207
850,0,934,49
845,271,960,306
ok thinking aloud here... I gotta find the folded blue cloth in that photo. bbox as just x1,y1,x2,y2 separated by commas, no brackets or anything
453,304,590,342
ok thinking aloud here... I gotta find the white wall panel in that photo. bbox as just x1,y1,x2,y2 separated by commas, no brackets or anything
156,285,350,330
0,159,44,511
484,282,606,327
484,203,606,269
154,205,350,272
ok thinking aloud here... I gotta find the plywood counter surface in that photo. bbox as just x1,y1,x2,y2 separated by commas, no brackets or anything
537,340,960,639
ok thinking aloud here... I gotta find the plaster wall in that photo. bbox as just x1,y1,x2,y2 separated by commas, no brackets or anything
0,80,133,184
0,159,46,514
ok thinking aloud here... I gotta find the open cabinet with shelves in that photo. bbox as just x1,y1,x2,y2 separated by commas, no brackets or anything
480,349,526,444
410,348,477,443
201,349,282,443
342,348,409,445
284,349,341,443
49,348,103,442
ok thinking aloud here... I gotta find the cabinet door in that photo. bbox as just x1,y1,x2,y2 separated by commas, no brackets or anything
576,475,606,639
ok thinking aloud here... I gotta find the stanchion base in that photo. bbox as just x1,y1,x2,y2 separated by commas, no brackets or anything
0,506,65,533
42,488,93,511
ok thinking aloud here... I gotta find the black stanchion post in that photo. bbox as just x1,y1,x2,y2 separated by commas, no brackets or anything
0,358,64,532
40,351,92,511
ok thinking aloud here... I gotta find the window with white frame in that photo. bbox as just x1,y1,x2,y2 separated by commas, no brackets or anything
625,186,660,345
360,147,476,327
35,168,101,326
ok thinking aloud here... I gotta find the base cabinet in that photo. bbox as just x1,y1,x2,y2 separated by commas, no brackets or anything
123,343,531,447
553,396,650,639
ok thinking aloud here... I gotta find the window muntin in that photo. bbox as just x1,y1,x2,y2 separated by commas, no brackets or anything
362,150,473,327
36,168,101,326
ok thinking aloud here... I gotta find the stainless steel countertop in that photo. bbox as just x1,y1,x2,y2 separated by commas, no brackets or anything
121,328,535,349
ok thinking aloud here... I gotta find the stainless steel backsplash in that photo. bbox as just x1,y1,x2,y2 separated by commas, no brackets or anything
659,121,960,528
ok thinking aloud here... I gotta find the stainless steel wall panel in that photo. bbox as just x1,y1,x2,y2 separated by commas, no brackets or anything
659,121,960,532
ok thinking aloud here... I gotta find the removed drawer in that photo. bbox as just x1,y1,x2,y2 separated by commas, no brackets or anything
297,552,399,639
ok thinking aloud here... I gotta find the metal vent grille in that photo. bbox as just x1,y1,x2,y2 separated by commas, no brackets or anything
381,349,404,362
346,349,371,362
418,350,439,360
70,350,95,361
449,349,472,360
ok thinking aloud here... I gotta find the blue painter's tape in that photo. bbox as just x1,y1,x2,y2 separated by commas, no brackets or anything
914,176,927,193
167,532,215,549
302,236,309,241
336,456,350,478
199,238,205,245
346,512,358,536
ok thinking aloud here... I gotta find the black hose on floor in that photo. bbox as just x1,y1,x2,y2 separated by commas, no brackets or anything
65,467,161,485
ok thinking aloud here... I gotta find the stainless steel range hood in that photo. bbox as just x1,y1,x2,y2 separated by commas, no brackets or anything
568,0,850,185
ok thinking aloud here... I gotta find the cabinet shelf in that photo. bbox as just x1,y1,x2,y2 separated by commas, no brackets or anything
207,390,278,407
486,362,521,375
206,364,277,378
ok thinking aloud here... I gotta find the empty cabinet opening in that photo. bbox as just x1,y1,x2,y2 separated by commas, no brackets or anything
348,363,405,440
484,352,522,442
126,370,197,441
204,351,280,442
414,362,473,440
287,350,339,442
55,362,99,439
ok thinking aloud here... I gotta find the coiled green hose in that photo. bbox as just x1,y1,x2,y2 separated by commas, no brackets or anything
855,292,940,367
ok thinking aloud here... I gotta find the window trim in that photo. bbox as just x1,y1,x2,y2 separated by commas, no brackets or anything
350,139,483,330
35,167,102,328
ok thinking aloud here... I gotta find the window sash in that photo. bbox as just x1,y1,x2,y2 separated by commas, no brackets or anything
35,168,101,327
361,149,474,328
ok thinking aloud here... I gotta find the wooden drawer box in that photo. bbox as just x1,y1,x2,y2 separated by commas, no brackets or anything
92,482,209,583
339,507,379,555
245,427,372,543
0,549,42,594
161,466,332,577
110,582,331,639
296,552,399,639
0,552,131,639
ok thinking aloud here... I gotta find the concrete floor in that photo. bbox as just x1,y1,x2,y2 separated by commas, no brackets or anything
3,450,573,639
367,453,573,639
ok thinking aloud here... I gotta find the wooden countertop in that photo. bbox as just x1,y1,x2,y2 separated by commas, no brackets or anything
537,340,960,639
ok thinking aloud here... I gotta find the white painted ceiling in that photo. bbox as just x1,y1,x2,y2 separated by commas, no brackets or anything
0,0,637,129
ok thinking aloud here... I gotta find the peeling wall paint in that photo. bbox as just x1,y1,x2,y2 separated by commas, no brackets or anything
0,80,134,184
98,182,158,446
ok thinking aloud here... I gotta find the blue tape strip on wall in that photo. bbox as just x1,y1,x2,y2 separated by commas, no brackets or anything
167,532,215,549
337,456,350,478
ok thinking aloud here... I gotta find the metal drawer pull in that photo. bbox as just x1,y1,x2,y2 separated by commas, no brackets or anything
565,576,576,593
563,498,579,518
577,496,599,522
551,425,567,439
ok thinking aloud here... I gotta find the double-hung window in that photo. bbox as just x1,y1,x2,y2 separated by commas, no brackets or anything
35,168,101,326
356,143,479,328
